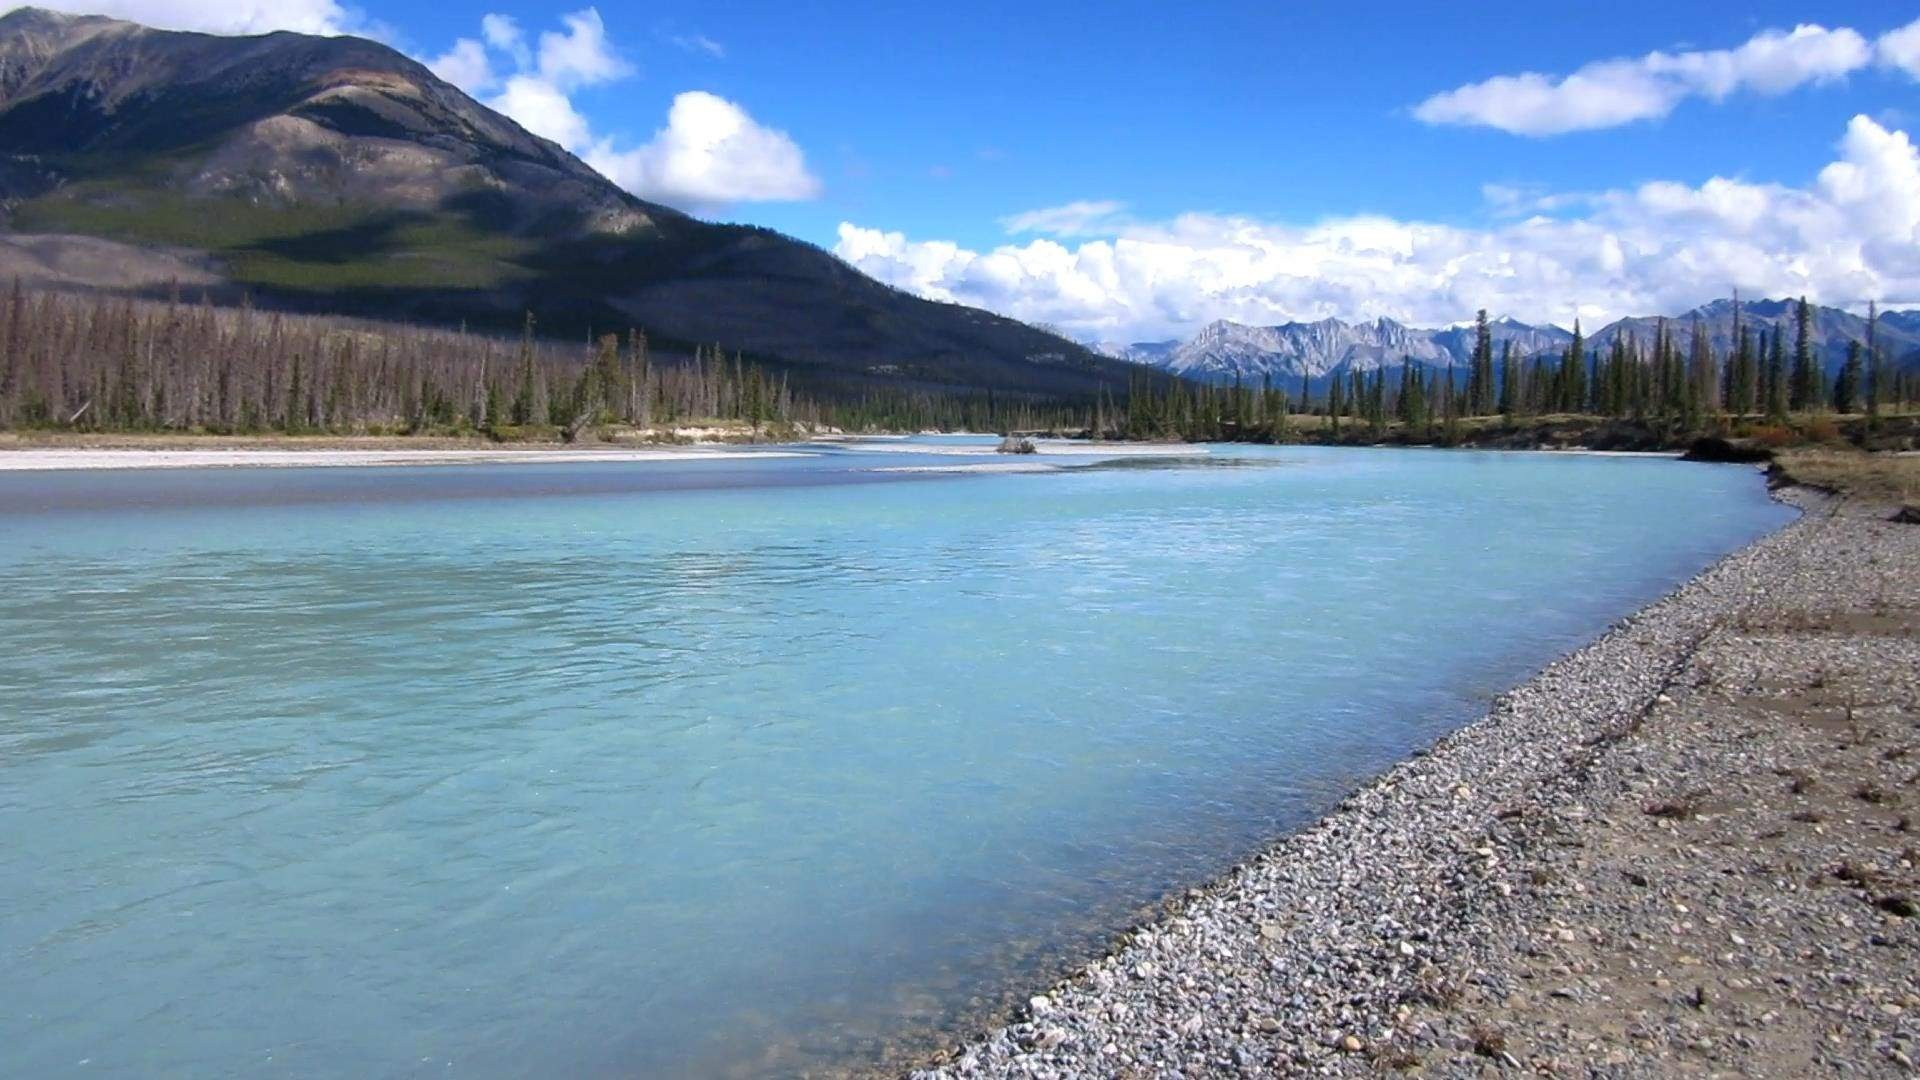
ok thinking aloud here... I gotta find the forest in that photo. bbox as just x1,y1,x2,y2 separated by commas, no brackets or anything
0,286,1912,443
0,284,1093,438
1114,301,1918,444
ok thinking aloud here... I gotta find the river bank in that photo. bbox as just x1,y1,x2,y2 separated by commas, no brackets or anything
0,445,816,470
915,481,1918,1077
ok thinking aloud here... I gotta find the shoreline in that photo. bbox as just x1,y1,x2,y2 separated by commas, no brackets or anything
0,437,1206,471
913,482,1919,1076
0,446,815,471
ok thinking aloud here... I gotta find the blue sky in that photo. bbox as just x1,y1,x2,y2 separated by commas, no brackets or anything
34,1,1920,338
397,1,1916,244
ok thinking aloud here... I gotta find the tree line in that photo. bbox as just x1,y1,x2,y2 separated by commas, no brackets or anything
1108,299,1914,442
0,284,1098,438
1,285,1910,442
0,284,812,436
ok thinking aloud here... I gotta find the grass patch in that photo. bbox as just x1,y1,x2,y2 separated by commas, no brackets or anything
13,188,531,292
1773,448,1920,504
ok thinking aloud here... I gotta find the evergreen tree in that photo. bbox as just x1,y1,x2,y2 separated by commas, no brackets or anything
510,312,537,426
483,368,505,432
1731,322,1756,416
1564,320,1586,413
1497,340,1516,416
1835,340,1862,414
1765,322,1788,421
1789,297,1816,412
1467,309,1493,416
1865,301,1882,421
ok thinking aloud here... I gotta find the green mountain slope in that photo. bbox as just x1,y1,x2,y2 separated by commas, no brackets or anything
0,8,1135,397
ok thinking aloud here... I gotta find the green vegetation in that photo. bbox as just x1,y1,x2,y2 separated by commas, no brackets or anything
15,189,530,292
0,283,1108,438
1104,301,1916,451
1,284,1911,449
1771,448,1920,504
0,284,795,437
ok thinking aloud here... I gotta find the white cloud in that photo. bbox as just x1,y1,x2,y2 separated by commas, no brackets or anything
31,0,361,35
533,8,630,88
1000,200,1129,237
586,91,820,210
670,33,726,59
426,37,494,93
490,74,593,148
1880,16,1920,78
481,13,529,68
1415,22,1884,135
834,116,1920,341
426,10,815,211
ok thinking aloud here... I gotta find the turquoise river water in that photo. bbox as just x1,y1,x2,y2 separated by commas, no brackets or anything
0,440,1794,1077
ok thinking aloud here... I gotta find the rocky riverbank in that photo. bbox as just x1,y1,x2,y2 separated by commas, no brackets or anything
915,484,1919,1077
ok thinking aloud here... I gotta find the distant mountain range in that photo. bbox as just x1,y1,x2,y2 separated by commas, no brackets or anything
0,8,1140,398
1098,300,1920,386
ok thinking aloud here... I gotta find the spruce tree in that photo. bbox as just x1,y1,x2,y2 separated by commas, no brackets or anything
1468,309,1493,416
1765,322,1788,421
1835,340,1861,414
1497,340,1516,416
1790,297,1816,412
511,312,536,426
1865,301,1882,422
1731,323,1756,417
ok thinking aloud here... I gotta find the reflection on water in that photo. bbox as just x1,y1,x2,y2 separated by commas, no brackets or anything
0,443,1792,1078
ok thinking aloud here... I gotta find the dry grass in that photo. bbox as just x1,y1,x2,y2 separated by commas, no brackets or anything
1773,448,1920,504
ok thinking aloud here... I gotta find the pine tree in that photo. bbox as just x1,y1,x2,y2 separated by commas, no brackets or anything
1865,301,1882,422
1731,322,1756,417
1834,340,1862,414
1497,340,1516,416
1790,296,1816,412
510,312,537,426
1562,320,1586,413
1468,309,1493,416
1765,322,1788,421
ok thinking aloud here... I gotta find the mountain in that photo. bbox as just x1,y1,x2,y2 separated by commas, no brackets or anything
1110,301,1919,385
0,8,1139,397
1091,339,1178,366
1108,315,1572,384
1585,298,1920,372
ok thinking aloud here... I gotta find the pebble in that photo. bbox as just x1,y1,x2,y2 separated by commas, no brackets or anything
913,490,1920,1079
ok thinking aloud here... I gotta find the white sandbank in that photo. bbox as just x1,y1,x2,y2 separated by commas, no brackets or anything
0,447,814,471
824,439,1208,458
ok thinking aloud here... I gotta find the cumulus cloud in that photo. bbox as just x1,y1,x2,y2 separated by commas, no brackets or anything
426,37,494,93
1414,21,1898,135
532,8,630,88
426,10,816,210
31,0,362,35
429,7,626,101
834,116,1920,341
585,91,820,210
1881,16,1920,78
489,74,593,149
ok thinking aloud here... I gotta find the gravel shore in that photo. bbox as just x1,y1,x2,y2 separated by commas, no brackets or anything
916,484,1919,1078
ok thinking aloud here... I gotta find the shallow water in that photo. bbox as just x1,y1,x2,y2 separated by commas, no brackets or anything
0,442,1792,1078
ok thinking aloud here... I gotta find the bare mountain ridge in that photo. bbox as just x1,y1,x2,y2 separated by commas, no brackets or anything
0,8,1137,398
1108,300,1920,385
